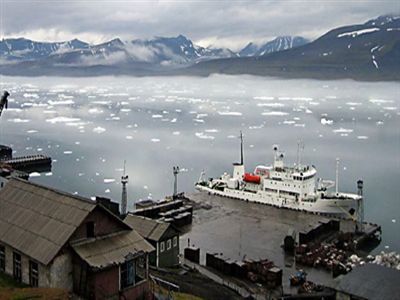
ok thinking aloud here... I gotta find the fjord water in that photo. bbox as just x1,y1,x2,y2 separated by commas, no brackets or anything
0,75,399,251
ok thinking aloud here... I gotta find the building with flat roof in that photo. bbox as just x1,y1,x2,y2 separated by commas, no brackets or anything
0,178,154,299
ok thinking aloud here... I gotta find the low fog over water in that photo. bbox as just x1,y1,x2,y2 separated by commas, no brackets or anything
0,75,399,251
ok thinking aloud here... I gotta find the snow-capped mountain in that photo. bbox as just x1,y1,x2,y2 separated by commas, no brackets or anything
0,35,236,66
188,14,400,81
239,36,309,57
0,38,89,60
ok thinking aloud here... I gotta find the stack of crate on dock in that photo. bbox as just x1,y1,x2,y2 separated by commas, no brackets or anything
205,253,282,288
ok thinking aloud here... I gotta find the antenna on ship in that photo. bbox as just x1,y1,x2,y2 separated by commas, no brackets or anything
335,158,340,195
240,131,244,165
296,140,304,170
121,160,129,216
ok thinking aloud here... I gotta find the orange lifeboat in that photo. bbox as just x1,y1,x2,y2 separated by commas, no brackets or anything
243,173,261,184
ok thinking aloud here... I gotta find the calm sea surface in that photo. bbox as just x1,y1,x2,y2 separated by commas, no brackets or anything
0,75,399,251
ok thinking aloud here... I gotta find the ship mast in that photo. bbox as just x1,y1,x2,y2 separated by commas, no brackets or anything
240,131,244,165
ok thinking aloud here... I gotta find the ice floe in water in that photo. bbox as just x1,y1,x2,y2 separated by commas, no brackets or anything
369,99,394,104
8,118,30,123
218,111,242,116
151,138,160,142
205,129,219,133
46,117,80,124
88,108,103,114
48,100,74,106
45,172,53,176
152,114,163,118
261,111,289,116
195,132,215,140
357,136,369,140
321,118,333,125
29,172,41,177
333,128,353,134
257,103,284,107
63,151,73,154
93,127,106,134
172,131,180,135
104,178,115,184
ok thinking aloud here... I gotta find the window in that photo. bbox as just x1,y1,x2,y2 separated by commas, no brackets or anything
0,245,5,272
167,239,172,250
29,261,39,287
120,260,135,289
13,252,21,282
160,241,165,253
173,236,178,247
86,221,95,238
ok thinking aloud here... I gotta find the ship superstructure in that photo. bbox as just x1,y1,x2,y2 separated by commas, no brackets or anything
196,135,362,218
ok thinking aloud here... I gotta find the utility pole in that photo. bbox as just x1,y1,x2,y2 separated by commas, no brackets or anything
335,158,340,194
173,166,180,197
121,160,129,216
357,180,364,233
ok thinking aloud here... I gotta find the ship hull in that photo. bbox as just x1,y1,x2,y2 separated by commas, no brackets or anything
195,184,357,218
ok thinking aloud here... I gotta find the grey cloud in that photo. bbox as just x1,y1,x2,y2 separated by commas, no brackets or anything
1,0,398,50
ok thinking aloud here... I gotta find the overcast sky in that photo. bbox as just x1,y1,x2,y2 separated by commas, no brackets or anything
0,0,399,50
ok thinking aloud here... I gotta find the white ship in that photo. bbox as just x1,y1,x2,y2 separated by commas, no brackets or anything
195,133,364,219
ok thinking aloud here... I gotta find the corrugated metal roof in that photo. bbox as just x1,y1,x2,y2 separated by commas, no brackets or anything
0,178,96,265
124,214,171,241
337,264,400,300
72,230,154,269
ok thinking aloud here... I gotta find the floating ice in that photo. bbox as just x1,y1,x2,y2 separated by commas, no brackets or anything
46,117,80,124
172,131,180,135
104,178,115,184
357,136,369,140
48,100,74,106
126,136,133,140
195,132,215,140
29,172,41,177
257,103,285,107
26,130,38,134
8,118,30,123
321,118,333,125
261,111,289,116
88,108,103,114
45,172,53,176
63,151,73,154
105,189,111,193
218,111,242,116
253,96,274,100
152,114,163,118
205,129,219,133
333,128,353,133
151,138,160,142
93,127,106,134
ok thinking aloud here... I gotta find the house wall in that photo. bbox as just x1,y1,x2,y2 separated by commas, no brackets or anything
158,230,179,268
1,242,73,289
70,206,127,242
90,265,151,300
49,251,73,290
